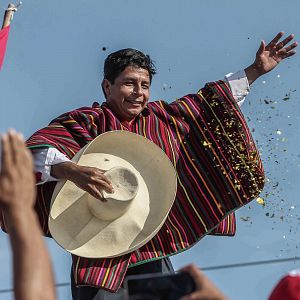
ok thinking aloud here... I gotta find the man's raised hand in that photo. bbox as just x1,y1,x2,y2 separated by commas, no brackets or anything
245,32,297,85
255,32,297,74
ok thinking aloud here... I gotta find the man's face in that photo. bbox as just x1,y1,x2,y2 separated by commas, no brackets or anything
103,66,150,122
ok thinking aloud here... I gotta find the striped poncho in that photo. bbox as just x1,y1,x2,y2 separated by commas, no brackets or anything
23,80,264,292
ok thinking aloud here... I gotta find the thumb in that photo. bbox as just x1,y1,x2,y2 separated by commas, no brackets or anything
257,40,266,55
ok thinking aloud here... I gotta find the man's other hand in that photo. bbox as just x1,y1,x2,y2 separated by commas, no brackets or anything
51,162,114,201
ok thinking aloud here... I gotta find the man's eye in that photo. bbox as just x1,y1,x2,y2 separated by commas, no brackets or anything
142,85,149,89
125,82,133,86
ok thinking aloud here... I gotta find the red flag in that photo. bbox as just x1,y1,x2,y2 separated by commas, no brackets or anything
0,26,10,70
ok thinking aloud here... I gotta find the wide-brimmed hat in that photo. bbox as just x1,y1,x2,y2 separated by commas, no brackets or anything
48,131,177,258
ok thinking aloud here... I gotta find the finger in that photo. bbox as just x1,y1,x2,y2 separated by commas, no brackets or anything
267,32,284,48
92,190,104,201
280,50,296,59
94,174,114,192
179,265,204,288
90,168,113,186
13,132,26,166
95,179,114,193
15,133,33,169
7,129,18,164
257,40,266,55
1,133,13,174
280,41,298,53
275,34,295,50
89,187,107,202
97,172,113,186
179,264,200,274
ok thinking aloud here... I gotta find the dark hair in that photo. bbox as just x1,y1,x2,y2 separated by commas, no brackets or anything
102,48,156,97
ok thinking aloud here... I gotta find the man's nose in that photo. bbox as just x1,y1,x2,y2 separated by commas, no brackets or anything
133,85,143,96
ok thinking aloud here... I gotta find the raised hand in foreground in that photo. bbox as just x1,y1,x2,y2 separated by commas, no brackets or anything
0,130,56,300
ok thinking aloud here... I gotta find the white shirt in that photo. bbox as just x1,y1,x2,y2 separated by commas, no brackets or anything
32,70,250,184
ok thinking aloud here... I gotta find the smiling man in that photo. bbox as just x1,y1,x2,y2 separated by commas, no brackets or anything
104,66,150,121
102,50,154,122
13,34,297,300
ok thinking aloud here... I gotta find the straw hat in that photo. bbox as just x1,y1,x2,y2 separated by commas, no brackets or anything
49,131,177,258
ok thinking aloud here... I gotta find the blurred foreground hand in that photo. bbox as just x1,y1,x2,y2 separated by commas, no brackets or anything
0,130,35,212
179,264,228,300
0,130,56,300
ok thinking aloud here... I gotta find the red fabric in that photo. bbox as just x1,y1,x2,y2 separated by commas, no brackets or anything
269,273,300,300
0,26,10,70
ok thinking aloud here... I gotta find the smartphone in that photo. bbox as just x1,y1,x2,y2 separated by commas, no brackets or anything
124,271,196,300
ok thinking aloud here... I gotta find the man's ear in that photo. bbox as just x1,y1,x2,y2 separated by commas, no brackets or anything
102,79,112,99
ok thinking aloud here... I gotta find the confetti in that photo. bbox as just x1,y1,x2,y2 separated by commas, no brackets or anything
256,197,265,206
203,141,211,147
282,93,291,101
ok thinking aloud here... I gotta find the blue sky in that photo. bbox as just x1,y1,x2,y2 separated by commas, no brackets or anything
0,0,300,299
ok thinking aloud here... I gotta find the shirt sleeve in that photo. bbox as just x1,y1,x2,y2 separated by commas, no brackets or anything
0,26,10,70
224,69,250,107
31,148,71,184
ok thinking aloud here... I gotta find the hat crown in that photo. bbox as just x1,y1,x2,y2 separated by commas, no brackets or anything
87,167,139,221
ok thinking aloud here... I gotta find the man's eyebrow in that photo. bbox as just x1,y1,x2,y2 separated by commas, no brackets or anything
122,76,150,84
122,76,137,81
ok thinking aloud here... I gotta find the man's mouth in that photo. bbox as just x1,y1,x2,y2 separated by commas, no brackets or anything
125,99,143,105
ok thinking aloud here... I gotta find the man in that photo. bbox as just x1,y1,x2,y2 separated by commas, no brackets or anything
5,32,296,299
0,130,56,300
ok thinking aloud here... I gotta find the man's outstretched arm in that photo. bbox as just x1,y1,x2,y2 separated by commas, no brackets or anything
244,32,297,85
0,130,56,300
